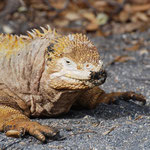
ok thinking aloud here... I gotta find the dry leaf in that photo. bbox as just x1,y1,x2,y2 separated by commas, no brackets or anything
128,4,150,12
119,10,130,22
134,115,143,121
124,22,143,32
132,12,149,22
86,22,99,31
65,12,81,21
31,3,48,10
47,11,58,18
136,12,149,21
81,11,97,22
110,55,135,65
93,1,108,9
1,0,150,36
96,13,109,25
128,0,150,4
139,49,149,56
126,120,132,124
125,43,140,51
96,30,106,36
50,0,67,9
81,11,99,31
54,19,69,27
103,125,119,135
92,0,113,12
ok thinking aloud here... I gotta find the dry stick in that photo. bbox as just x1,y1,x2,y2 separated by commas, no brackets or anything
103,124,119,135
129,4,150,12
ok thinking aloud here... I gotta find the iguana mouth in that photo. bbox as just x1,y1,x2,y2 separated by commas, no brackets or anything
64,69,107,86
64,72,107,86
65,74,89,81
61,76,94,87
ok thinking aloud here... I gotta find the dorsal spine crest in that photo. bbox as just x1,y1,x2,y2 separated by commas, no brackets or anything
0,25,59,58
26,25,57,39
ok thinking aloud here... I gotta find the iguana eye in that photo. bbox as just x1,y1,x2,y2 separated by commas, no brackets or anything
66,60,71,64
61,57,77,69
64,59,72,66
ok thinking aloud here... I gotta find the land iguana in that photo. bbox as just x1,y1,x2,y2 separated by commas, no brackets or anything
0,26,146,142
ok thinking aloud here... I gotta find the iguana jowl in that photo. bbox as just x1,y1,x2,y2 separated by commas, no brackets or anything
0,26,146,142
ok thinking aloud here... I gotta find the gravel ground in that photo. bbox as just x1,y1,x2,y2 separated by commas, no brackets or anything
0,30,150,150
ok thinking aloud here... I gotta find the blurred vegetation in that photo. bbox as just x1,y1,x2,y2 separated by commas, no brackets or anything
0,0,150,36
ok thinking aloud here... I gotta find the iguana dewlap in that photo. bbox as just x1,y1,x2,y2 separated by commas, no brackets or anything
0,26,146,142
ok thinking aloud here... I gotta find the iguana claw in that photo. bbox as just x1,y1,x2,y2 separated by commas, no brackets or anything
4,121,59,142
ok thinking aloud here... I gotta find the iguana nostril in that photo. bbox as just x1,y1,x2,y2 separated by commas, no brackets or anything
90,71,100,80
90,70,107,80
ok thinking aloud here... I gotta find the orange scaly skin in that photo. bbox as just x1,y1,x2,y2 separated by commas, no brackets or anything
0,26,146,142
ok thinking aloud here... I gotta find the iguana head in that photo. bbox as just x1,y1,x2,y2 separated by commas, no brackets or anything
43,33,107,90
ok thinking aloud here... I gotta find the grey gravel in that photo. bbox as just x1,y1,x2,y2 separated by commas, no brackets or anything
0,30,150,150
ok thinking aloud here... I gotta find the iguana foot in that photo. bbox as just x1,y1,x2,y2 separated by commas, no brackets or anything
100,91,146,105
4,121,59,142
0,105,60,142
73,87,146,110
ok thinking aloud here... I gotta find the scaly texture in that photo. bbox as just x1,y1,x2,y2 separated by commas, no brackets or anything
0,25,146,142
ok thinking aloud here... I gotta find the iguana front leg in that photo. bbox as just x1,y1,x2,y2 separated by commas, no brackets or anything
0,105,59,142
74,87,146,109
